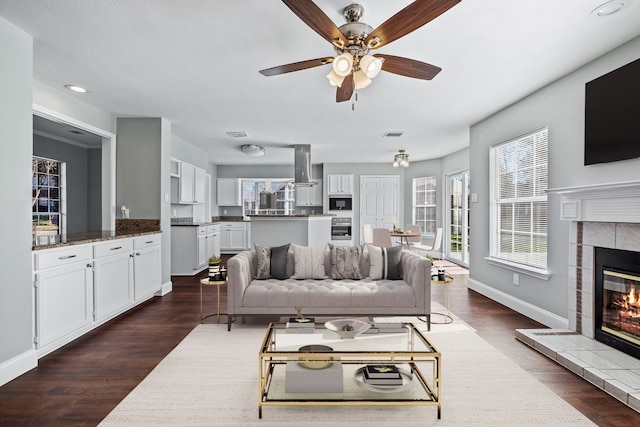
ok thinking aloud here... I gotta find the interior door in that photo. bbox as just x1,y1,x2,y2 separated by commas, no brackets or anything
359,176,399,243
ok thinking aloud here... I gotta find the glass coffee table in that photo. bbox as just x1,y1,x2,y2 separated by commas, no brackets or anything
258,322,442,419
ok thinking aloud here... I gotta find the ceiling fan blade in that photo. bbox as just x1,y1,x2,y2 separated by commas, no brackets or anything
282,0,348,47
259,57,334,76
364,0,461,50
377,54,442,80
336,74,354,102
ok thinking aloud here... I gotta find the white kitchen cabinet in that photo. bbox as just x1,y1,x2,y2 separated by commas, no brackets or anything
295,180,323,206
171,225,219,275
217,178,242,206
33,245,94,355
177,161,207,204
93,239,134,322
327,174,354,195
132,235,161,301
220,221,251,253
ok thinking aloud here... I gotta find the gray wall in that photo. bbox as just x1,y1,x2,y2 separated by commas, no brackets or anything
469,36,640,322
33,135,102,233
0,15,34,376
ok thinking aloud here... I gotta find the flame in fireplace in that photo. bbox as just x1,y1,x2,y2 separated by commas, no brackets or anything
614,285,639,316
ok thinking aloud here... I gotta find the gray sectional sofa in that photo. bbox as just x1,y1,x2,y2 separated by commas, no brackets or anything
226,244,432,331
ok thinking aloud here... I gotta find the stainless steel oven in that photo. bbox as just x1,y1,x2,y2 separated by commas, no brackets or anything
331,217,352,240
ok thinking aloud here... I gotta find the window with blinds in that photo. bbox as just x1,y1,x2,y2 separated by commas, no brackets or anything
413,177,437,235
490,127,548,270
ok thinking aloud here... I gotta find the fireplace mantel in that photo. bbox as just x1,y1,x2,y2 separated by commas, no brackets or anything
547,180,640,223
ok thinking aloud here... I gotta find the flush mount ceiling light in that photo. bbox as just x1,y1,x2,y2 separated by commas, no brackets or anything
393,149,410,168
241,144,265,157
64,84,88,93
590,0,634,18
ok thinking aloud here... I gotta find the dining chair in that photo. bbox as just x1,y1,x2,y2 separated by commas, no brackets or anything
362,224,374,244
404,224,422,244
372,228,393,248
411,228,443,259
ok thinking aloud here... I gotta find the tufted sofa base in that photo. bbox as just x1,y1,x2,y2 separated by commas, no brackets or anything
226,248,432,331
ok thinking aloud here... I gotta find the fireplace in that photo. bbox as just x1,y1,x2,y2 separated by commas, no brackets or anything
594,246,640,359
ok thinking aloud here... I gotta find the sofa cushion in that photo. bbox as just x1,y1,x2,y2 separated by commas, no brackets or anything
291,244,328,279
254,243,271,279
329,244,363,280
367,244,403,280
270,244,290,279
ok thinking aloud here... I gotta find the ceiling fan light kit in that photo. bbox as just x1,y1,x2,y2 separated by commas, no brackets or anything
260,0,461,103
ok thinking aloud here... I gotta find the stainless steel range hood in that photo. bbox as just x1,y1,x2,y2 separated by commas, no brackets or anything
294,144,315,186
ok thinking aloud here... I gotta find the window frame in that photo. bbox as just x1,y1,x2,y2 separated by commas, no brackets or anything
487,127,550,279
412,176,437,236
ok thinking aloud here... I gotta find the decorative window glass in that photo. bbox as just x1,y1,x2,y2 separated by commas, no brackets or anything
32,156,66,239
242,179,295,215
490,127,548,270
412,176,437,235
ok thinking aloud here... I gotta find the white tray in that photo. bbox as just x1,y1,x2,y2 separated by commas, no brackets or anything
354,366,413,393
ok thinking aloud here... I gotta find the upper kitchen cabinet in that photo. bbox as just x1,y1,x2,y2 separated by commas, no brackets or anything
296,180,323,206
217,178,242,206
171,159,206,204
327,174,354,195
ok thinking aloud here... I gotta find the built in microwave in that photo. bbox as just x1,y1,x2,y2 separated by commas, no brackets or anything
328,196,352,211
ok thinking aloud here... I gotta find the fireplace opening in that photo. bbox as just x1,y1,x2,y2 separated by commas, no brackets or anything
594,247,640,359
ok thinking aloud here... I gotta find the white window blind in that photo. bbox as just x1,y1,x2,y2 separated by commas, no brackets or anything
413,177,436,235
490,127,548,270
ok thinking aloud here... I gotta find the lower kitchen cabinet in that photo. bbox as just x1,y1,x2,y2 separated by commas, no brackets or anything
220,221,251,253
33,233,162,358
171,224,220,275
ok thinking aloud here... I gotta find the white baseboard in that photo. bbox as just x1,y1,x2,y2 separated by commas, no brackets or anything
468,278,569,329
0,349,37,387
156,280,172,296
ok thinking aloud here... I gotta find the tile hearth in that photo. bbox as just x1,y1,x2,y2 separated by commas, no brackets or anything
516,328,640,412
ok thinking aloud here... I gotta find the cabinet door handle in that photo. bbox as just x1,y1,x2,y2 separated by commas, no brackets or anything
58,254,77,260
145,241,154,244
110,246,123,251
136,252,141,256
130,254,135,258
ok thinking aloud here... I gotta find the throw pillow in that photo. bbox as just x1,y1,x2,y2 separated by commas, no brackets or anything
329,244,363,280
291,244,327,279
254,243,272,279
270,243,290,280
366,244,403,280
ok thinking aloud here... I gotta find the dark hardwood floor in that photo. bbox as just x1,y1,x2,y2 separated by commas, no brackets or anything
1,264,639,426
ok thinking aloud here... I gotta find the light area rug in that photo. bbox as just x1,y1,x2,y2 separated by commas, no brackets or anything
99,316,595,426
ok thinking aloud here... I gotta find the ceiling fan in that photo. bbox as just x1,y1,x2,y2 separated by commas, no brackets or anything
259,0,461,103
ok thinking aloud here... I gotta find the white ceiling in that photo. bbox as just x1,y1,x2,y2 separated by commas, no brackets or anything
2,0,640,165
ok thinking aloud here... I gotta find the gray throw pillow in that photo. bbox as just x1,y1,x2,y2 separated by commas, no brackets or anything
270,244,290,279
385,245,403,280
254,243,271,279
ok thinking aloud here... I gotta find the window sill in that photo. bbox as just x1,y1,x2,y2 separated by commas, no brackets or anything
484,257,550,280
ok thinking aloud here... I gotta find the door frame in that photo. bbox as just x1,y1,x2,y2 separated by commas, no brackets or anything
444,169,470,267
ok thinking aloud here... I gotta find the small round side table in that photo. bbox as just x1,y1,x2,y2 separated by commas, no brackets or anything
199,278,228,323
431,272,454,324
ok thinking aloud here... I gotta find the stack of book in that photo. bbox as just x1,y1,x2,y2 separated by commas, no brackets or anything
363,322,407,334
285,317,315,333
362,365,403,386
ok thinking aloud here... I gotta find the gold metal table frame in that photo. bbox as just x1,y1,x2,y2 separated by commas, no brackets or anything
199,278,227,322
431,270,454,324
258,322,442,419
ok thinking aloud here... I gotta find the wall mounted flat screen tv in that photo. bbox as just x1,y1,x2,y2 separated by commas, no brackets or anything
584,57,640,165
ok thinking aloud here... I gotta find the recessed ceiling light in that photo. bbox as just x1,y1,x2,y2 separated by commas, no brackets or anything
64,84,88,93
227,131,248,138
589,0,633,18
383,131,404,137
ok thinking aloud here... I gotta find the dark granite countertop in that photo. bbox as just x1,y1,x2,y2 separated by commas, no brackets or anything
248,214,335,218
33,230,161,250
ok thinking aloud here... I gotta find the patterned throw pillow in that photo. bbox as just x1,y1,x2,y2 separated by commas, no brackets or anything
329,244,363,280
254,243,271,279
291,244,327,279
366,244,403,280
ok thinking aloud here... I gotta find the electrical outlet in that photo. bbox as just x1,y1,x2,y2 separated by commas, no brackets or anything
513,273,520,286
223,209,227,215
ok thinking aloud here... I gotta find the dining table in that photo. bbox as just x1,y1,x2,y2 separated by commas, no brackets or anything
390,230,421,249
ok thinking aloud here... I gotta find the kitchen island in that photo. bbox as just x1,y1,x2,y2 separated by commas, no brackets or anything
249,214,332,248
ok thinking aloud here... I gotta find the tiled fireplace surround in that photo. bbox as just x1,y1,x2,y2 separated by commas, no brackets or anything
516,180,640,412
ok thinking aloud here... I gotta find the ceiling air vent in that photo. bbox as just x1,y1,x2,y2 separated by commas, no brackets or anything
227,131,248,138
383,131,404,137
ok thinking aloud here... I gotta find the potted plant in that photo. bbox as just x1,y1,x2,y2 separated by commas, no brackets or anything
208,255,221,280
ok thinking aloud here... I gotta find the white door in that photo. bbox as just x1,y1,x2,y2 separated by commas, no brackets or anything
359,176,399,242
447,171,471,266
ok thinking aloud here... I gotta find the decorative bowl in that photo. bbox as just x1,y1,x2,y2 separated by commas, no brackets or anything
324,319,371,339
297,344,333,369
